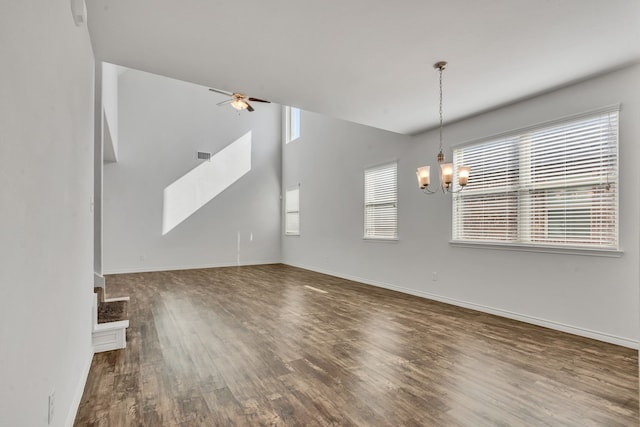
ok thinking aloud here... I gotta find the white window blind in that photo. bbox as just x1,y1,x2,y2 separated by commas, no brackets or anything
453,108,618,249
364,162,398,239
285,187,300,235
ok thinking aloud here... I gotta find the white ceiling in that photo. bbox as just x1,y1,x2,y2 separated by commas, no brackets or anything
86,0,640,135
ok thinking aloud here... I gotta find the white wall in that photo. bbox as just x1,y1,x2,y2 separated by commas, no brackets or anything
283,64,640,348
102,62,119,163
0,1,95,426
103,69,282,273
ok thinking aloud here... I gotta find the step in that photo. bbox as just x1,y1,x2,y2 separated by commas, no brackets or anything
92,300,129,353
93,294,130,353
97,300,128,324
93,320,129,353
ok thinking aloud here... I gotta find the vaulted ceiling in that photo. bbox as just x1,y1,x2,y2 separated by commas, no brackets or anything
86,0,640,135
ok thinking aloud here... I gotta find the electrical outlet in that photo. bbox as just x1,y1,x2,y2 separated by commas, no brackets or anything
432,272,438,282
48,391,55,425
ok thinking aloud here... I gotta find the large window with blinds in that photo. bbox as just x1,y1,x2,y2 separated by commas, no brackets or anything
364,162,398,240
453,107,618,249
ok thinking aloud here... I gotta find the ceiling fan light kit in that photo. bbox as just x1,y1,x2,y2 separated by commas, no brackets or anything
231,98,249,111
417,61,470,194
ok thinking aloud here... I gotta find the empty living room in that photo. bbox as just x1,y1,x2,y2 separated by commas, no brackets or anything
1,1,639,426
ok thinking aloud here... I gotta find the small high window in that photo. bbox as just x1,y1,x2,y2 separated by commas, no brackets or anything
285,106,301,143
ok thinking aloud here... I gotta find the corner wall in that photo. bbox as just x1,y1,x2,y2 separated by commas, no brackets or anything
103,69,282,273
283,65,640,348
0,1,95,425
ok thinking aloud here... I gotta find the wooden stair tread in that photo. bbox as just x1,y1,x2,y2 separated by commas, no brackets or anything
97,300,128,324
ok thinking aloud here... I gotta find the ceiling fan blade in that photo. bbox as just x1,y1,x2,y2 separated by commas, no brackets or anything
216,99,233,106
209,87,234,96
246,102,255,112
248,97,270,103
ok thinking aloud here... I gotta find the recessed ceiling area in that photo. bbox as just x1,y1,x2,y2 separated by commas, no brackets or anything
86,0,640,135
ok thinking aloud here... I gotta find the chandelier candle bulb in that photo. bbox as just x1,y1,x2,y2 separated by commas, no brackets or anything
416,166,430,188
458,166,471,186
441,163,454,185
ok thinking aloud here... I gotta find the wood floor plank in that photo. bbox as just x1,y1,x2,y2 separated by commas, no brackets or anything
74,264,638,426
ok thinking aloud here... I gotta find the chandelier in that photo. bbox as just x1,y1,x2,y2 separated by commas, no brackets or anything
416,61,470,194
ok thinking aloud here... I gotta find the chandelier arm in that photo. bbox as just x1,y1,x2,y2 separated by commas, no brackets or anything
445,186,466,194
421,186,439,195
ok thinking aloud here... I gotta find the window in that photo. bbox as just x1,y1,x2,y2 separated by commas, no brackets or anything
453,107,619,250
285,106,301,143
285,186,300,235
364,162,398,240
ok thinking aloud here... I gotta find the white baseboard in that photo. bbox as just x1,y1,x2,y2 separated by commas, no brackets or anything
285,262,639,350
65,345,94,427
103,259,281,275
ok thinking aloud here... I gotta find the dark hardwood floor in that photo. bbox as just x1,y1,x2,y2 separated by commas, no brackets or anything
75,264,638,426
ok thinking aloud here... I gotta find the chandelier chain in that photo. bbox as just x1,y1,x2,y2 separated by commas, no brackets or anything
438,65,444,153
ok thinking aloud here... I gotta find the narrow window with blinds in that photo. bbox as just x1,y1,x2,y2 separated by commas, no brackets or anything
285,106,301,143
364,162,398,240
285,187,300,235
453,107,618,250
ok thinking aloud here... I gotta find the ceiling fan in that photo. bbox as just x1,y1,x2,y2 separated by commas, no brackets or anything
208,88,270,112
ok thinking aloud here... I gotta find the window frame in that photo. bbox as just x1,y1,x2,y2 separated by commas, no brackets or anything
364,161,399,241
451,106,621,256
